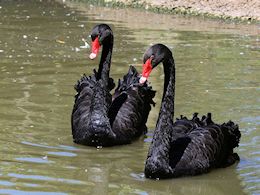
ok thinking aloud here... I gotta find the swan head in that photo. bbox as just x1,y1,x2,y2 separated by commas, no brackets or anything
140,44,173,84
89,24,113,60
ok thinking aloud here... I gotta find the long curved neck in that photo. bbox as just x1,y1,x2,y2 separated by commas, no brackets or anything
158,56,175,122
97,36,113,84
145,56,176,176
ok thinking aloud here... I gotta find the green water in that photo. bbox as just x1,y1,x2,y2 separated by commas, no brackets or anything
0,0,259,194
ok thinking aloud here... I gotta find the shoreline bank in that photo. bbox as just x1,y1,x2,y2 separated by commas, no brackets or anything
109,0,260,21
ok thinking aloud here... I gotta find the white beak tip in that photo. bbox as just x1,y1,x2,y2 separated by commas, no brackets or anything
89,53,97,60
139,76,147,84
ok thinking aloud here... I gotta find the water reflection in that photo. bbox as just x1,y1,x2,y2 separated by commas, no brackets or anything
0,0,259,194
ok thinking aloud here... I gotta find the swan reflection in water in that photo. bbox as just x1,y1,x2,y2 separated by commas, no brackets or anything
69,146,245,195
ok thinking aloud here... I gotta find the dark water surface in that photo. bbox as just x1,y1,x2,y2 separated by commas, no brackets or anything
0,0,259,194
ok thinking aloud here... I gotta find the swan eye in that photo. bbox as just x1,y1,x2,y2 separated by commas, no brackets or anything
150,55,155,66
90,34,97,41
97,34,102,43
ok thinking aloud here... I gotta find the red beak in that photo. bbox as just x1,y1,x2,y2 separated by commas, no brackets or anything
89,37,101,60
140,58,152,84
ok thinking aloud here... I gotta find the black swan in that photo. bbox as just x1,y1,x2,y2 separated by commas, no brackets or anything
71,24,155,146
140,44,241,179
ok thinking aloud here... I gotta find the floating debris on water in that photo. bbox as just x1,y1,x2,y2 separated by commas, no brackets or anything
80,38,90,49
42,155,48,160
56,39,65,44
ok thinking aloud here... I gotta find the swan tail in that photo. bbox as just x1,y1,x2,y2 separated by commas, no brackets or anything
169,122,240,177
221,120,240,148
173,113,240,166
201,120,240,168
187,113,240,149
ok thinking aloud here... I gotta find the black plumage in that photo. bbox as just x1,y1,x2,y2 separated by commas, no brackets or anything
142,44,241,179
109,66,155,144
71,24,155,146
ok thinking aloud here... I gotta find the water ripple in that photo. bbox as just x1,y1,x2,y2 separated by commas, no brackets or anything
21,141,79,151
7,173,86,185
0,189,67,195
47,151,77,157
15,157,54,164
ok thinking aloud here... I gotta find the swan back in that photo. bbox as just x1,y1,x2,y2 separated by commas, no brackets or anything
145,113,241,179
109,66,156,143
71,71,115,146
